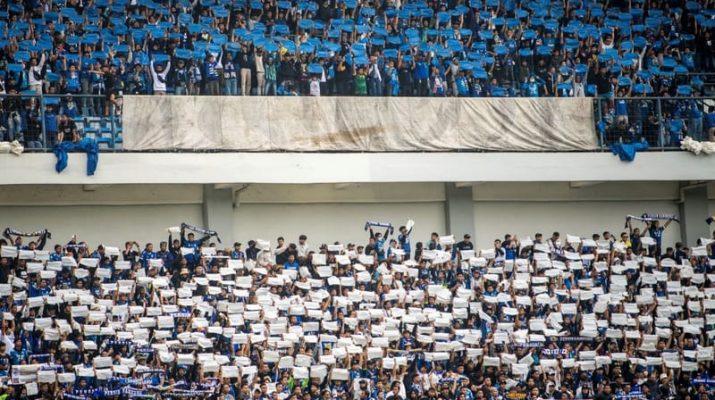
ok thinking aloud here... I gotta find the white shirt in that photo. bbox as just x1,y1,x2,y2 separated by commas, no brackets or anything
150,61,171,92
297,243,310,258
310,80,320,96
28,53,46,86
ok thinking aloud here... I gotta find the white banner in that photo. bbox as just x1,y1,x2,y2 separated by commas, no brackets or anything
123,96,597,152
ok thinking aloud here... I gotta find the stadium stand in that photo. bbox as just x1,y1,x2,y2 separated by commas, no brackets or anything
0,2,715,400
0,0,714,151
0,218,713,400
1,0,713,97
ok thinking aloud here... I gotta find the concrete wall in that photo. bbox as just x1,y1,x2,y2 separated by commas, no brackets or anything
0,182,709,251
472,182,684,249
473,201,682,249
233,183,447,248
0,204,203,248
0,185,203,247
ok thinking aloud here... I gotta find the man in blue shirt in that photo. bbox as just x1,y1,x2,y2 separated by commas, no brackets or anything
646,219,672,259
156,241,173,272
369,226,391,262
140,243,157,271
283,253,299,272
521,75,542,97
231,242,245,260
398,225,413,260
414,54,430,96
180,226,212,268
427,232,442,250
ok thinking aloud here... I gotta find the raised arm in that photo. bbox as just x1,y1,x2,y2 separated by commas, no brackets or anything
36,231,48,250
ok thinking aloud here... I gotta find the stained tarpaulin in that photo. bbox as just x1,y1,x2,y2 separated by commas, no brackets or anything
122,96,598,152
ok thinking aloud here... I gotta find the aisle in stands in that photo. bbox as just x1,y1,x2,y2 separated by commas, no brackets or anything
0,218,714,400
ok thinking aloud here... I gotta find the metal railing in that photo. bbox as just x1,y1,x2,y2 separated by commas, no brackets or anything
595,96,714,150
1,93,712,152
0,93,122,151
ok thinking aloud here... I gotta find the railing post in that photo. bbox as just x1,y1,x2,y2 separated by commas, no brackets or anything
596,97,604,150
110,103,116,149
656,98,664,149
39,93,48,150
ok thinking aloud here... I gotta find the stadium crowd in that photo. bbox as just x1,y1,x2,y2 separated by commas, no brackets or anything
0,219,713,400
1,0,713,98
0,0,714,147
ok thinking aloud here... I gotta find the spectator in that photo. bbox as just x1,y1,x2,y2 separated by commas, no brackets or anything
149,60,171,96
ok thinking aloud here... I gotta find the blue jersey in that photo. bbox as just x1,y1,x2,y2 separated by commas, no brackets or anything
375,238,386,261
615,99,628,116
284,260,299,271
140,250,157,270
182,238,204,265
398,233,411,256
648,226,664,245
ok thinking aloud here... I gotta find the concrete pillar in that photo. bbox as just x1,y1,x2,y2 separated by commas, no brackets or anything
202,185,234,246
444,183,475,239
679,184,710,247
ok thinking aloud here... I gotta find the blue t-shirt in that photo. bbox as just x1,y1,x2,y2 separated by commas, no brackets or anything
140,250,157,270
398,233,411,256
414,62,429,80
706,112,715,128
284,260,299,271
615,99,628,116
648,226,664,246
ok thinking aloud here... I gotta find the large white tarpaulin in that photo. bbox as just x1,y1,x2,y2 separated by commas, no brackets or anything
122,96,598,151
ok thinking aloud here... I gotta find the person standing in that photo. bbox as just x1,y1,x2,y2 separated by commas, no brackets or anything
255,48,265,96
238,44,254,95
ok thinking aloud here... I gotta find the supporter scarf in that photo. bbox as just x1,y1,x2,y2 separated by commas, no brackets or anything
512,342,543,349
166,389,215,397
706,216,715,225
618,394,647,400
108,377,154,386
106,339,133,346
170,312,193,318
3,227,51,238
71,389,98,396
556,336,593,343
101,389,122,397
63,394,89,400
138,369,166,375
364,221,394,235
625,213,679,227
135,346,155,354
542,349,568,355
181,222,221,243
693,378,715,387
122,386,149,397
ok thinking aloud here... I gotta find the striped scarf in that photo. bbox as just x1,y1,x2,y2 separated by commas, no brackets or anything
625,213,678,227
181,222,221,243
3,227,51,238
364,221,394,235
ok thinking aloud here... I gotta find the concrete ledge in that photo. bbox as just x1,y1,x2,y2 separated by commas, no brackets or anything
1,152,714,185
